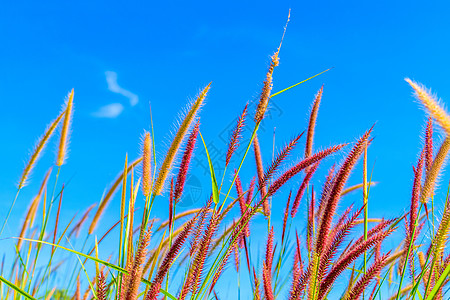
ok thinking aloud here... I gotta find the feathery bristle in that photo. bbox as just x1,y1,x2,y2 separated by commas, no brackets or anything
406,78,450,134
56,89,74,166
292,237,302,291
253,267,261,300
291,162,319,218
317,206,362,284
121,225,152,300
401,149,424,272
190,198,212,256
316,128,373,255
142,131,152,197
307,186,315,253
268,144,345,197
246,177,256,206
318,227,394,299
145,216,197,300
174,121,199,202
425,117,434,174
209,220,243,294
235,173,248,246
420,136,450,203
281,192,291,245
253,134,269,216
344,253,390,300
153,83,210,195
263,133,304,186
169,178,174,231
189,211,219,295
18,111,64,189
347,219,395,254
431,198,450,263
254,52,280,123
305,86,323,162
316,165,336,226
96,271,106,300
226,104,247,167
263,227,275,300
233,242,240,272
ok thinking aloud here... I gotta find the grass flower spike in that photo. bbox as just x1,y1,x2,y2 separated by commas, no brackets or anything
142,131,152,197
406,78,450,134
56,89,74,166
153,83,210,195
18,111,64,189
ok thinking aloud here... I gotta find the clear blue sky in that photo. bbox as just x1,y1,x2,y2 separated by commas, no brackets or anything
1,0,450,298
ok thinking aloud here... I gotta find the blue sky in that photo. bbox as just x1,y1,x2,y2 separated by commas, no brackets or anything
1,0,450,298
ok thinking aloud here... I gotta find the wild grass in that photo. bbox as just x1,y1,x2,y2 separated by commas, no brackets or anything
3,32,450,300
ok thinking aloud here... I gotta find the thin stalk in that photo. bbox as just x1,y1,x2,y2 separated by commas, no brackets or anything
395,204,423,300
164,203,177,300
27,166,61,294
0,189,20,237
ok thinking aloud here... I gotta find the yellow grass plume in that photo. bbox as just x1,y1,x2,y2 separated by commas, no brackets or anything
56,89,74,166
406,78,450,203
405,78,450,134
18,111,64,189
420,136,450,203
153,83,210,195
142,131,152,196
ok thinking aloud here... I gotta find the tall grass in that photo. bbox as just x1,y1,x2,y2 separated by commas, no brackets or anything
3,36,450,300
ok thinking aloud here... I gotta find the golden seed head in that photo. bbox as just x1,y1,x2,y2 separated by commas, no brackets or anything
153,83,210,196
406,78,450,134
142,131,152,196
56,89,74,166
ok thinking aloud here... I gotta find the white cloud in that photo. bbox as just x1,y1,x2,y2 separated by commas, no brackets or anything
105,71,139,106
92,103,124,118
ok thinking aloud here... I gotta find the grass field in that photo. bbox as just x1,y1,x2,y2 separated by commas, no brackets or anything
1,26,450,300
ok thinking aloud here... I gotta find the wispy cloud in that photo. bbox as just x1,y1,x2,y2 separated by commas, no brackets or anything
92,103,124,118
105,71,139,106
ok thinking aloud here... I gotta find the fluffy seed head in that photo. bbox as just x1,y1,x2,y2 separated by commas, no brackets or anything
254,53,280,123
305,86,323,161
142,131,152,196
18,111,64,189
406,78,450,134
56,89,74,166
153,83,210,195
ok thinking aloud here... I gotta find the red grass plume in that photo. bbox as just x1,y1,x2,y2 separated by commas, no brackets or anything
180,210,220,299
425,117,433,174
254,52,280,123
226,104,247,167
253,134,270,216
263,227,275,300
344,253,390,300
315,127,373,256
145,215,198,300
268,144,346,197
318,226,394,299
96,271,107,300
263,133,304,186
120,225,152,300
174,121,200,202
291,162,319,218
305,86,323,162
